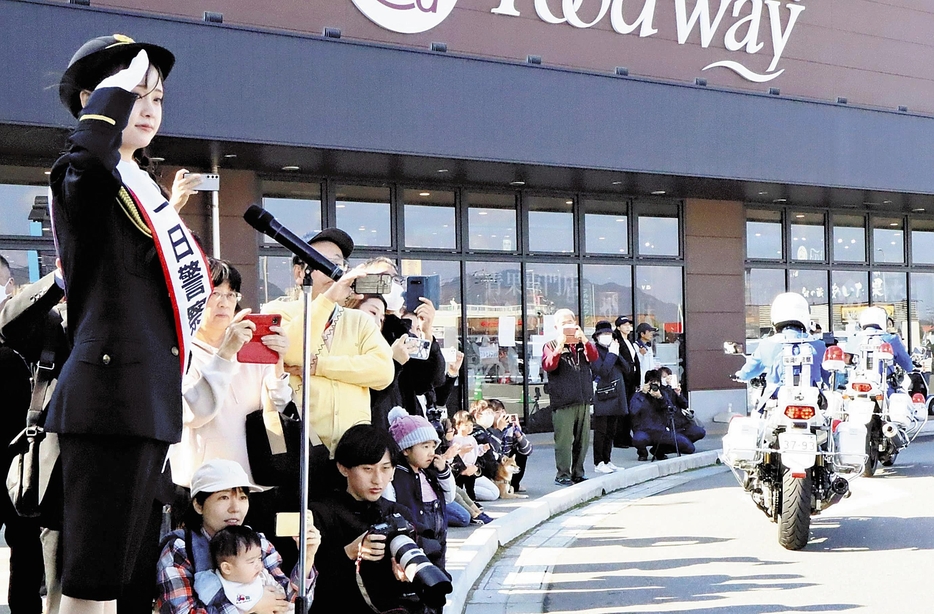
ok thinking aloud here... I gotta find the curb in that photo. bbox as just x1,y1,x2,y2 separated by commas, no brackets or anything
444,449,720,614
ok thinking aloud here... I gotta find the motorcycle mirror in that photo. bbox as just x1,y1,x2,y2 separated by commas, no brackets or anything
723,341,744,355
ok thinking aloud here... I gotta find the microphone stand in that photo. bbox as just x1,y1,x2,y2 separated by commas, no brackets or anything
296,268,313,614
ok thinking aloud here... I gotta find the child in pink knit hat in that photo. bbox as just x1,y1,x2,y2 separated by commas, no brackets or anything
387,407,456,571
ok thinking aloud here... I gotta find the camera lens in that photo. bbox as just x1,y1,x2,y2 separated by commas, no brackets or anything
389,535,452,607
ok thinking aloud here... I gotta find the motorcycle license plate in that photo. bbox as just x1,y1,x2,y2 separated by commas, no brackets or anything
779,432,817,453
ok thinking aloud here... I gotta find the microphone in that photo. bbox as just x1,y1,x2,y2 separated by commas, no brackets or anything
243,205,345,281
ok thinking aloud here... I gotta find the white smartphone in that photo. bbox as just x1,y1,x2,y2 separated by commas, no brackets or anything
184,172,220,191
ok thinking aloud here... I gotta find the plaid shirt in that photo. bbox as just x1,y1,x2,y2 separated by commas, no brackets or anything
156,529,315,614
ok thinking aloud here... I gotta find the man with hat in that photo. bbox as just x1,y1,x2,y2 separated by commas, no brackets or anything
263,230,394,455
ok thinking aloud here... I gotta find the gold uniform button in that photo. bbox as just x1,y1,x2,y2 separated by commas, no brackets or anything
171,347,179,356
102,354,111,365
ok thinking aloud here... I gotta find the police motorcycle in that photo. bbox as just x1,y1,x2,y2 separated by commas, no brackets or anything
833,307,928,476
721,293,863,551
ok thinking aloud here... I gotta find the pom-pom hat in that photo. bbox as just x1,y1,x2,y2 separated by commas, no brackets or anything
59,34,176,118
388,407,440,451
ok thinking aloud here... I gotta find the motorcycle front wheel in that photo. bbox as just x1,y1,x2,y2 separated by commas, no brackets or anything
779,466,812,550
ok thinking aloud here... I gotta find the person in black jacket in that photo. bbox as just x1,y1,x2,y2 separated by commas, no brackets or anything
309,424,421,614
590,321,629,474
659,366,705,447
52,36,212,611
612,316,640,448
630,370,698,461
542,309,598,486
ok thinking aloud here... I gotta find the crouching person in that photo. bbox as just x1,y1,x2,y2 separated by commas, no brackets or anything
630,370,697,461
309,424,452,614
659,366,705,447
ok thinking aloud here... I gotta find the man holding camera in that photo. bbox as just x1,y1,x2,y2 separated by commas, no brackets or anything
542,309,598,485
658,366,706,448
630,370,698,461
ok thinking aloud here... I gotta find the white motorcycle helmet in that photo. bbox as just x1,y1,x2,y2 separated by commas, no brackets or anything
770,292,810,332
858,306,887,331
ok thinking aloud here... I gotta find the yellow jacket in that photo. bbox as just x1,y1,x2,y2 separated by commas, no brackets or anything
263,294,394,454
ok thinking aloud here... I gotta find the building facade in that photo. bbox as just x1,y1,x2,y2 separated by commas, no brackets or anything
3,0,934,420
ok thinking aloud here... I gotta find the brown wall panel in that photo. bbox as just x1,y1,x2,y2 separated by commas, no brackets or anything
216,169,262,309
684,198,745,391
96,0,934,112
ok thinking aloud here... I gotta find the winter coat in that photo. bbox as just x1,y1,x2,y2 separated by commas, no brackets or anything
590,344,630,417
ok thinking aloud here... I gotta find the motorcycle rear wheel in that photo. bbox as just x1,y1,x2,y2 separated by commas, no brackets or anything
779,466,812,550
861,423,880,477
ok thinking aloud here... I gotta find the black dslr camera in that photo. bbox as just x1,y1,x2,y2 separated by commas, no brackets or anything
649,382,660,392
368,513,452,608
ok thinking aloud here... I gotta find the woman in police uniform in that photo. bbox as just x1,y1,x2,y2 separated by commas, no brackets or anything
51,35,211,613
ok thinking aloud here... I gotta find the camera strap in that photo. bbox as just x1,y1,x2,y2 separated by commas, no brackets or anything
355,530,383,614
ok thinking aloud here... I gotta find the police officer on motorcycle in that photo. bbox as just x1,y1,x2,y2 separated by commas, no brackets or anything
844,307,913,392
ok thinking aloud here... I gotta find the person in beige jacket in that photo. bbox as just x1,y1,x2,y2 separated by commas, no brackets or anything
263,228,394,454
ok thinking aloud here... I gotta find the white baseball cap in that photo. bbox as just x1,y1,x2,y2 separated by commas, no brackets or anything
190,459,267,497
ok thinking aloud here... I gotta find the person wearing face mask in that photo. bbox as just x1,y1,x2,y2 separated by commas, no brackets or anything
590,321,629,474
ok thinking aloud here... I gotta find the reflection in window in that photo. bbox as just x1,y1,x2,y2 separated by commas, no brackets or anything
911,273,934,350
911,219,934,265
527,262,579,410
527,196,574,253
0,184,48,237
466,192,516,251
790,212,825,261
745,268,785,340
831,270,868,335
832,215,865,263
401,259,461,362
746,209,782,260
584,199,628,254
635,266,683,381
872,217,905,264
789,269,828,330
637,204,679,256
872,271,907,338
258,255,294,306
1,248,56,285
262,192,322,245
464,261,522,416
335,185,391,247
582,264,632,334
403,189,456,249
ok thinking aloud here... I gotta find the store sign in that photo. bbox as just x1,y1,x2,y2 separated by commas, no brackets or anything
351,0,459,34
353,0,805,83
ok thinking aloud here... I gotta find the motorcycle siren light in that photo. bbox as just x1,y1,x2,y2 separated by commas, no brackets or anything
912,393,926,404
877,342,894,361
851,382,872,393
822,346,846,372
784,405,816,420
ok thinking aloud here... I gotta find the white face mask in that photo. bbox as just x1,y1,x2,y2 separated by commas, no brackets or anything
597,334,613,347
0,278,12,303
383,282,404,314
476,413,495,429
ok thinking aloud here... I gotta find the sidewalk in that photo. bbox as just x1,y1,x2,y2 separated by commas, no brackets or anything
442,421,728,614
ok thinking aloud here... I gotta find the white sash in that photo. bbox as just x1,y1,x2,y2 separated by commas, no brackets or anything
117,161,212,374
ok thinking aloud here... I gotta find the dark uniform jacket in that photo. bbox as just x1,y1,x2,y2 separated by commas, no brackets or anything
47,87,183,443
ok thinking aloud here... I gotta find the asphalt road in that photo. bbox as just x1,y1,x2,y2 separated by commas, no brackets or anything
469,437,934,614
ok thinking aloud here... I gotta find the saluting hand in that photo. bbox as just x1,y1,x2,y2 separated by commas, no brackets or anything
96,50,151,92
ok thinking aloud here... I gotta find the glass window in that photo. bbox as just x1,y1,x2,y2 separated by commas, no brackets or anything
257,255,295,306
583,199,628,254
526,262,579,410
527,196,574,253
0,248,56,286
401,258,461,363
872,217,905,264
464,261,522,415
831,270,869,338
790,212,825,262
403,189,456,249
911,218,934,265
261,192,322,246
832,214,866,263
911,273,934,351
746,209,782,260
789,269,828,331
636,203,679,257
581,264,632,334
872,271,907,338
335,184,391,247
0,184,49,237
635,266,683,380
745,268,785,341
466,192,516,251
